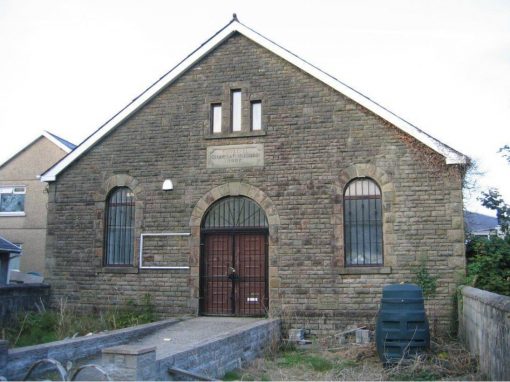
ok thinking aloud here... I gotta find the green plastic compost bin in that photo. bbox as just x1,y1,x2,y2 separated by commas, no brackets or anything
376,283,430,363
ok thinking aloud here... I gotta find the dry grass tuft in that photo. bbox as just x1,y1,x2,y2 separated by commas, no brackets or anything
223,336,483,381
385,338,482,381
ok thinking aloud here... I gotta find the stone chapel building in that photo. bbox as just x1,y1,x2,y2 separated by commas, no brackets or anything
41,18,468,334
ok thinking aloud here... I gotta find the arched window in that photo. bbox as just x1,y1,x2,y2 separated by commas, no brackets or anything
104,187,135,266
344,178,383,266
202,196,268,230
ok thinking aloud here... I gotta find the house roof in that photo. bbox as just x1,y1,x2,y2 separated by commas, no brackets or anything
0,236,22,254
40,17,468,182
44,131,77,151
464,211,499,233
0,131,75,170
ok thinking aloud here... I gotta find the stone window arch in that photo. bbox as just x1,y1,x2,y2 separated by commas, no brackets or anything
93,174,144,270
343,178,383,266
334,164,395,273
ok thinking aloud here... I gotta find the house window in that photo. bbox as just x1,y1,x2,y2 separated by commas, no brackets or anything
104,187,135,266
251,101,262,131
0,186,26,215
344,178,383,266
211,104,222,133
231,90,242,132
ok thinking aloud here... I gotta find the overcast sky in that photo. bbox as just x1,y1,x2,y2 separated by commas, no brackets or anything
1,0,509,215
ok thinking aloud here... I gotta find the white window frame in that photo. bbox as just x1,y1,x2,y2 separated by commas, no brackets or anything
211,104,222,133
251,100,262,131
231,90,242,132
0,186,27,216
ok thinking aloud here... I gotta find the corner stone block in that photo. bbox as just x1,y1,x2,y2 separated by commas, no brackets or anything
452,243,465,257
448,256,465,268
447,229,463,242
451,216,462,229
102,345,156,381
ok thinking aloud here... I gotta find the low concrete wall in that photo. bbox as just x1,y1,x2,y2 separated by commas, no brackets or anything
0,283,50,322
1,318,183,380
458,286,510,381
103,318,281,381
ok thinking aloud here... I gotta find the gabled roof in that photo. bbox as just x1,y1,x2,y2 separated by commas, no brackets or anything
0,236,22,254
0,131,75,170
464,211,499,233
41,17,468,182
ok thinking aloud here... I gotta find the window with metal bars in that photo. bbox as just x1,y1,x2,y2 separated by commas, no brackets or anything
344,178,383,266
104,187,135,266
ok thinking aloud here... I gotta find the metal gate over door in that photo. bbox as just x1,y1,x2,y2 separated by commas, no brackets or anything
200,196,269,317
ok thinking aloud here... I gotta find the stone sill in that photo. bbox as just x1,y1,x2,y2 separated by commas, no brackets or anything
204,130,266,139
338,266,392,275
100,267,139,274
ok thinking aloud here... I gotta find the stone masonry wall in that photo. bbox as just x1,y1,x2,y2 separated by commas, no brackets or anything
459,286,510,380
45,32,466,335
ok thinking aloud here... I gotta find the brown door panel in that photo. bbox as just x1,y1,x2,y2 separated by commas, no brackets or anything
202,232,267,316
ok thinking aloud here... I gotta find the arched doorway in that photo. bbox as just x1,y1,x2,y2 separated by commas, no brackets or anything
200,196,269,316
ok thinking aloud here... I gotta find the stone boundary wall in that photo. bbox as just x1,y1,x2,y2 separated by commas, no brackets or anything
458,286,510,381
103,318,281,380
0,283,50,323
1,318,183,380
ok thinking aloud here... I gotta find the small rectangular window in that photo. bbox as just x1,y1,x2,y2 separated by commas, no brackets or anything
211,104,222,133
0,186,26,214
231,90,242,132
251,101,262,131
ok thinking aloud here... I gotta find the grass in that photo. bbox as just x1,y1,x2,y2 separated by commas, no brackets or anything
222,337,482,381
277,350,333,372
1,294,156,348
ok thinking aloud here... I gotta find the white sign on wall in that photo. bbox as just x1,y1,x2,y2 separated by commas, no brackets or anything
207,144,264,169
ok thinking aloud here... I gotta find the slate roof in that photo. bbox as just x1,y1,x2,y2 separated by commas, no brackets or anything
0,236,22,253
45,131,77,151
464,211,499,233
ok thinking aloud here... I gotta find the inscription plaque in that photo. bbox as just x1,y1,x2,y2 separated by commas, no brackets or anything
207,144,264,168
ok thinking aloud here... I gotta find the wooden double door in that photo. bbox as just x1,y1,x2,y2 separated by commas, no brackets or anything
200,231,268,316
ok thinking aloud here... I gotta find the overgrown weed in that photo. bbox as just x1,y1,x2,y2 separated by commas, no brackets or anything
224,336,481,381
1,294,155,348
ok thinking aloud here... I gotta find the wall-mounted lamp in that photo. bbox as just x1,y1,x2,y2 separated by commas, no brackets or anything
162,179,174,191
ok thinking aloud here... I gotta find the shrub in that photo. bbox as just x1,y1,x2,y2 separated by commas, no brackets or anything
465,235,510,296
